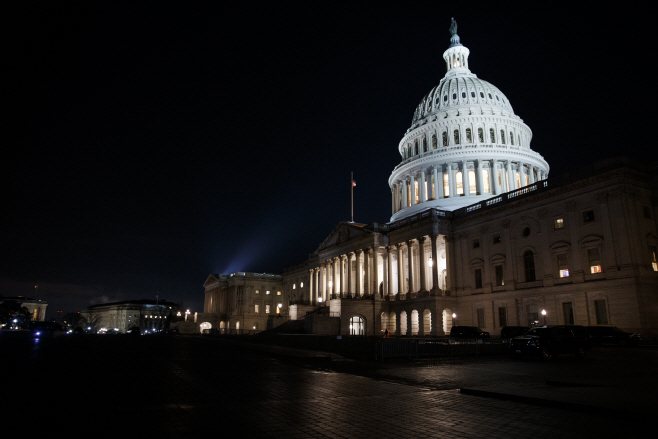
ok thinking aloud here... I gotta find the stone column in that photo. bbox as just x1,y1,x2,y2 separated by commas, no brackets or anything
448,163,456,198
391,186,396,215
519,163,526,188
462,161,470,197
528,166,535,184
431,234,440,293
507,161,514,190
407,240,416,293
387,246,394,296
363,248,370,295
476,160,483,195
373,247,381,297
444,236,453,291
397,243,404,294
420,169,427,203
336,257,343,296
355,250,362,296
401,179,408,208
433,166,441,199
409,173,417,205
418,236,427,292
381,249,388,297
346,252,353,296
322,263,327,303
492,159,501,194
309,269,314,304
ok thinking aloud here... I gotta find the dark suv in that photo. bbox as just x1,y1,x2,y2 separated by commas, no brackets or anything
586,326,640,346
500,326,530,340
450,326,490,339
509,325,591,360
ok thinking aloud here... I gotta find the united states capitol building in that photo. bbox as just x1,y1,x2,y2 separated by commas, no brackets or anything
195,21,658,338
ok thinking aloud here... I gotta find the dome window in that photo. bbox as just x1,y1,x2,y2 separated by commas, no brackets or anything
443,95,448,102
442,132,448,147
478,128,484,143
496,95,500,101
435,98,440,104
480,92,484,98
432,135,437,149
471,91,476,98
489,128,496,143
461,92,466,98
510,132,514,146
453,130,460,145
465,128,472,143
452,93,457,100
488,93,493,99
500,130,506,144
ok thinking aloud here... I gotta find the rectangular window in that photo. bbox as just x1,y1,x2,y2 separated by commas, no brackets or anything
474,269,482,289
483,169,490,193
276,305,280,314
527,304,539,327
583,210,595,223
456,172,464,195
292,284,296,289
554,218,564,229
469,170,476,194
477,308,485,328
594,300,608,325
498,307,507,327
651,246,658,271
493,233,501,244
443,174,450,197
557,253,569,277
265,305,270,314
588,248,602,273
266,290,270,295
473,239,480,249
254,304,259,313
277,291,281,296
562,302,574,325
255,289,260,294
495,265,504,286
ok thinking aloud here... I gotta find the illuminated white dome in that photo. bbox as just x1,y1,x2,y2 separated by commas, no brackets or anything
388,19,549,221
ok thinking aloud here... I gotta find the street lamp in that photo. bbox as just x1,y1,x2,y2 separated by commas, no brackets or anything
452,313,457,327
185,309,190,322
541,309,547,326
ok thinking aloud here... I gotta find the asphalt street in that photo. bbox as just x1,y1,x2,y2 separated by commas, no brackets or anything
0,333,653,438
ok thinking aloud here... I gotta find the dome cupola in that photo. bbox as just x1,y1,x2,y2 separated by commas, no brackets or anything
388,19,549,221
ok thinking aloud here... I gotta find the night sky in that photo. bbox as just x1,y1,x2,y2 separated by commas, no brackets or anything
4,2,654,318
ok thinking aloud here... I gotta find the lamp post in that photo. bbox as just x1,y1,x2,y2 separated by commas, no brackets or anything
452,313,457,327
541,309,547,326
185,309,190,322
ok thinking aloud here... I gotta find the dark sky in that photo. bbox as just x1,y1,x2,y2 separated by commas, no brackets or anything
3,2,654,317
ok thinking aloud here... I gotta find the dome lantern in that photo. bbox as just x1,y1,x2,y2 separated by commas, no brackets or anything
443,18,470,73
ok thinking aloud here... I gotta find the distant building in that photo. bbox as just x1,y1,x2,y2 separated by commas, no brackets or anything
80,299,180,333
199,21,658,338
0,296,47,322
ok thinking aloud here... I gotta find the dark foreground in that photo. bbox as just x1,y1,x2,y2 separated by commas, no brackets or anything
1,333,654,438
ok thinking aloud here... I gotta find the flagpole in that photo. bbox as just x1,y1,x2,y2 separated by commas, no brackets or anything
351,171,354,223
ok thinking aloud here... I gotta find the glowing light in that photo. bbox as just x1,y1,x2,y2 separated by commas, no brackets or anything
428,257,433,267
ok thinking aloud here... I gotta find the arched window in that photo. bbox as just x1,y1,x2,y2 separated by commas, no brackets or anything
524,250,536,282
489,128,496,143
414,140,418,155
443,173,450,196
432,135,437,149
483,169,490,193
468,170,476,194
516,172,521,189
422,138,427,152
442,131,448,146
500,130,506,144
510,131,514,145
465,128,472,143
456,171,464,195
518,134,521,146
414,181,419,204
478,128,484,143
454,129,460,144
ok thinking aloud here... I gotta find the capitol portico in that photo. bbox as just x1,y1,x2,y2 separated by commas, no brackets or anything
197,20,658,338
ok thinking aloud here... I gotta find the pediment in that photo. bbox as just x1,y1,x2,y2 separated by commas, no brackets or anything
316,222,370,252
203,274,220,288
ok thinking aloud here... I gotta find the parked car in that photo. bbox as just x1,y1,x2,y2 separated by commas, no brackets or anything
450,326,490,339
586,326,640,346
500,326,530,340
509,325,591,360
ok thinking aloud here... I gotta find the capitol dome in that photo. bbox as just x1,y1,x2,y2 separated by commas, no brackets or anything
389,19,549,221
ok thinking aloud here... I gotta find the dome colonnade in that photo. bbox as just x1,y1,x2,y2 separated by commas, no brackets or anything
389,18,549,220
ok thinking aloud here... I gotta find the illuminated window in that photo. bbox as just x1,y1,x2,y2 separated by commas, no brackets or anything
443,174,449,196
442,131,448,146
255,304,259,313
468,170,476,194
554,218,564,229
557,253,569,277
277,291,281,296
276,305,280,314
454,130,460,145
266,290,270,295
489,128,495,143
255,289,260,294
292,284,296,290
478,127,484,143
456,171,463,195
588,248,602,273
516,172,521,188
414,181,419,203
465,128,472,143
265,305,270,313
500,130,506,144
483,169,490,193
594,300,608,324
349,316,364,336
300,282,304,288
524,251,536,282
649,246,657,271
524,174,529,186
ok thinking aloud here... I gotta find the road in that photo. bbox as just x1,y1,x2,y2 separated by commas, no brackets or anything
0,333,652,438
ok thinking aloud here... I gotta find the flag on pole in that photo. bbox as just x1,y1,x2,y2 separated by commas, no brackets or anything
352,180,356,187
